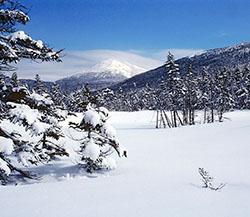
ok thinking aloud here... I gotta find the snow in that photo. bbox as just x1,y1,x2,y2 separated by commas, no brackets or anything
83,110,101,127
30,92,53,106
0,136,14,155
7,31,45,50
77,59,146,78
0,158,11,176
7,31,31,42
1,110,250,217
100,156,116,170
0,9,29,23
35,40,43,49
98,106,110,119
82,138,100,161
101,123,116,139
8,102,42,125
7,102,50,135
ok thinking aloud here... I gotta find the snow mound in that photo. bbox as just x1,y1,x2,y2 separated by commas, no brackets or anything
30,92,53,106
0,158,11,176
0,136,14,155
83,110,101,128
83,138,100,161
101,123,116,139
100,156,116,170
7,102,50,135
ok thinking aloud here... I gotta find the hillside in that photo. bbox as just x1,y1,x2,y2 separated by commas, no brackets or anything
56,59,146,92
110,42,250,91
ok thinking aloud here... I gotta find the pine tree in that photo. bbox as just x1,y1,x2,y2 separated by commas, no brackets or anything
141,83,157,110
0,0,63,183
98,88,116,111
164,52,182,127
8,89,68,166
232,67,249,109
0,1,62,72
34,74,47,95
127,83,141,111
10,71,19,87
70,105,127,173
50,83,66,109
182,65,198,125
244,67,250,109
215,68,234,122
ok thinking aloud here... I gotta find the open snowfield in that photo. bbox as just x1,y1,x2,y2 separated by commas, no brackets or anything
1,110,250,217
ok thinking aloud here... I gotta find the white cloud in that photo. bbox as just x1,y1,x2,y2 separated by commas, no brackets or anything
10,48,204,81
12,50,162,81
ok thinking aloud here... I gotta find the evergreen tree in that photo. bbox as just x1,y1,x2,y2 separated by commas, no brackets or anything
70,105,127,173
0,1,62,72
50,83,66,109
141,83,157,110
127,83,141,111
165,52,182,127
98,88,116,111
34,74,47,95
198,67,215,123
182,65,198,125
10,71,19,87
244,67,250,109
215,68,234,122
232,67,249,109
0,0,63,183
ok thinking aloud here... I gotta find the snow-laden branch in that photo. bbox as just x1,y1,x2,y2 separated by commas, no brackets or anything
0,9,29,25
0,31,62,68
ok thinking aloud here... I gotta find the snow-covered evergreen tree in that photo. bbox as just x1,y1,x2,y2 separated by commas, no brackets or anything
164,52,183,127
10,71,19,87
0,1,61,72
244,67,250,109
0,0,63,183
98,88,116,111
50,83,66,109
182,64,199,125
33,74,47,95
70,105,127,173
215,68,234,122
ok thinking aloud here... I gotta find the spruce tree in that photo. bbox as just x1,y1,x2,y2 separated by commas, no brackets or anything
34,74,47,95
165,52,182,127
215,68,234,122
70,105,127,173
0,0,63,183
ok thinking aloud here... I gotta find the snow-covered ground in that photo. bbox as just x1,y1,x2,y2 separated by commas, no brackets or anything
1,110,250,217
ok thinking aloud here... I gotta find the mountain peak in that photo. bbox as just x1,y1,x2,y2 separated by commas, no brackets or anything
87,59,146,78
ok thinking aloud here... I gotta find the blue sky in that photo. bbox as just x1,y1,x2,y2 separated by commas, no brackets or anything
16,0,250,80
21,0,250,51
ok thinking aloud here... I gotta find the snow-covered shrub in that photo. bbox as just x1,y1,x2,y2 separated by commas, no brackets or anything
70,105,127,173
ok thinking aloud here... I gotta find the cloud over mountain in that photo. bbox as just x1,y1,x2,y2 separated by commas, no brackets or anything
12,49,203,81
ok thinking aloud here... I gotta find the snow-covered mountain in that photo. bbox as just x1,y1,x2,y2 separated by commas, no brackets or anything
56,59,146,92
110,41,250,91
77,59,146,78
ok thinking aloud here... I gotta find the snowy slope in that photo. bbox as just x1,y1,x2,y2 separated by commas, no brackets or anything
110,41,250,91
86,59,146,78
1,110,250,217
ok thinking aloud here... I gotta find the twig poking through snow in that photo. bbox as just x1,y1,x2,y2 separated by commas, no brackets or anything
198,168,226,191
